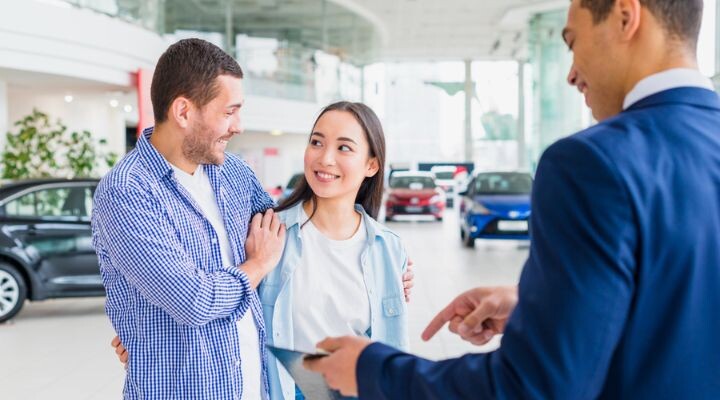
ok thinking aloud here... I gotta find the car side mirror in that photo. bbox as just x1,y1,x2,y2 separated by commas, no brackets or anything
458,190,468,197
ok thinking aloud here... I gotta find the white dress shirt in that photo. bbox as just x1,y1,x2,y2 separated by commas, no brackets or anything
623,68,715,110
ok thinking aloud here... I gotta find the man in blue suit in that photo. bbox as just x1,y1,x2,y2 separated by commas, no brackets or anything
306,0,720,398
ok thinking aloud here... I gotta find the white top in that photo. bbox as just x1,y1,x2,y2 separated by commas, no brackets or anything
291,208,371,353
171,164,263,400
623,68,715,110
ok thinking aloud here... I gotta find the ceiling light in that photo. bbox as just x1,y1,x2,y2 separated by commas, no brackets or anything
109,99,119,108
270,129,283,136
64,95,73,103
124,105,133,113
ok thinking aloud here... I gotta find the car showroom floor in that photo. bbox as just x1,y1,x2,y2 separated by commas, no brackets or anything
0,210,528,399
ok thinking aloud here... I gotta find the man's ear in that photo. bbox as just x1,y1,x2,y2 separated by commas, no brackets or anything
365,157,380,177
169,97,192,129
617,0,641,42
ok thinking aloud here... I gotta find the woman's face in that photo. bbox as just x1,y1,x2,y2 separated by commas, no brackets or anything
303,110,378,203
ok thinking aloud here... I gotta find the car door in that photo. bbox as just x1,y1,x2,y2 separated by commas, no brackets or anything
1,183,102,297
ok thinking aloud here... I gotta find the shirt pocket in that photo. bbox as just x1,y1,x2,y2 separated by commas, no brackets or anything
382,296,405,318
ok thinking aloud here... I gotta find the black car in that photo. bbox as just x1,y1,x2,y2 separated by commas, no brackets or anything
0,179,103,322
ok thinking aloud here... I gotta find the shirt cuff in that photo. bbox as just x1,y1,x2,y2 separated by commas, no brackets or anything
219,265,254,321
357,342,403,399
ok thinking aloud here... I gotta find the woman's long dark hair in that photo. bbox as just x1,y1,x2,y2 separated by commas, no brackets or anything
275,101,386,221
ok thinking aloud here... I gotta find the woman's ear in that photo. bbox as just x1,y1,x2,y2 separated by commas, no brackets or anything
365,157,380,177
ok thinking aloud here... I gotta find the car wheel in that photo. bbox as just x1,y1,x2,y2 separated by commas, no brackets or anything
0,263,27,323
461,227,475,248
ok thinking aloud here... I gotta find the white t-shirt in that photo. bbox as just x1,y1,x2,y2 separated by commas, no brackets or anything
172,164,262,400
291,208,371,353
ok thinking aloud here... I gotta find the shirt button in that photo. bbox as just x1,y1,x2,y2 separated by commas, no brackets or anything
388,308,395,315
235,360,241,367
211,238,218,244
275,332,280,337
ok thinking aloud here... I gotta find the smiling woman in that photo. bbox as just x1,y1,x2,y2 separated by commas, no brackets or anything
263,101,410,400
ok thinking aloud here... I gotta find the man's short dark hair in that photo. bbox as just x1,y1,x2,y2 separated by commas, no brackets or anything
579,0,703,47
151,38,243,123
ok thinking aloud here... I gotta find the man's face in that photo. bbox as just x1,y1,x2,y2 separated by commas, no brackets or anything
563,0,627,121
183,75,244,165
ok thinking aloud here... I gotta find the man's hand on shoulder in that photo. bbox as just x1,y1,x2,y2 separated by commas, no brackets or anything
241,209,286,287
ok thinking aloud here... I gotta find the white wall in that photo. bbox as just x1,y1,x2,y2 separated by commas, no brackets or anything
7,87,132,159
242,95,323,135
227,131,309,189
0,80,7,142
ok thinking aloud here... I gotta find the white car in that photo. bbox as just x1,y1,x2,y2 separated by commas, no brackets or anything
430,166,459,207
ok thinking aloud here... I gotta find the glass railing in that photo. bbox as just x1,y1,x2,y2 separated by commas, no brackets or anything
59,0,364,103
62,0,164,33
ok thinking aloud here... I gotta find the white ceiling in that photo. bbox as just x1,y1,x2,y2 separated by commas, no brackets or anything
344,0,569,62
164,0,570,64
0,67,129,91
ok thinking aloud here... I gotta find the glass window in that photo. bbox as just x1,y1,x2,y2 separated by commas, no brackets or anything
4,186,95,219
5,192,36,217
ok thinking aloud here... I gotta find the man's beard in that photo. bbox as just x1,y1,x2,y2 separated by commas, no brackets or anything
182,120,224,165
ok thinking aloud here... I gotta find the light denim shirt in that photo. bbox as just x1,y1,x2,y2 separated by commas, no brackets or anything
259,202,409,400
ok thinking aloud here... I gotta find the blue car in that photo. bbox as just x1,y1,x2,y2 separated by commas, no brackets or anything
459,172,533,247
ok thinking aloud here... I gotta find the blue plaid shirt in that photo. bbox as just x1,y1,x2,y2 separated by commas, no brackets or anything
92,128,274,399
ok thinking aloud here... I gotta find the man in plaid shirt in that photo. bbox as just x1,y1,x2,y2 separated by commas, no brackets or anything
92,39,286,399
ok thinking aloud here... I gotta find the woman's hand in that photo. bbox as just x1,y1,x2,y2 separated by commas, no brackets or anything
111,335,128,365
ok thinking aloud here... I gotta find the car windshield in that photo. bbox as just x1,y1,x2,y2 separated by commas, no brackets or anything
390,176,436,189
473,173,532,195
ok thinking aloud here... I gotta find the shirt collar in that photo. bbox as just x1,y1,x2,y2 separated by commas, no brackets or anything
137,127,175,180
623,68,715,110
283,201,382,240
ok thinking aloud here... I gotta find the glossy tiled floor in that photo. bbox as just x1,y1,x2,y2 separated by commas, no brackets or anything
0,210,528,399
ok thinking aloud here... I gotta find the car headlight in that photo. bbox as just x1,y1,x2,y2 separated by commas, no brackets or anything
429,195,443,204
387,195,399,203
471,202,491,215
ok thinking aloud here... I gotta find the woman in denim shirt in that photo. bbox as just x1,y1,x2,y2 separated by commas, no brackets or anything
260,101,409,400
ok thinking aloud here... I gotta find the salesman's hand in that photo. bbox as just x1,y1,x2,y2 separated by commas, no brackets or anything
402,258,415,302
422,286,518,345
303,336,371,397
111,335,128,365
242,209,286,287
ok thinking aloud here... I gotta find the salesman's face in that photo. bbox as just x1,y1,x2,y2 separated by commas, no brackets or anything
563,0,627,121
183,75,244,165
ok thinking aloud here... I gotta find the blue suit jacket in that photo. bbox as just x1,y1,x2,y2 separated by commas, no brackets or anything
357,87,720,399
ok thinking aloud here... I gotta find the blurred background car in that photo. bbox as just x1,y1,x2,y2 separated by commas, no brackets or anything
430,165,459,207
458,171,533,247
277,172,304,204
385,171,445,221
0,179,103,323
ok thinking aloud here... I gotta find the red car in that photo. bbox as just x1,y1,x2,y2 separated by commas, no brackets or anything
385,171,445,221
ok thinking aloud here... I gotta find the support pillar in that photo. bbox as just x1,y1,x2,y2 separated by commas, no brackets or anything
464,59,473,162
517,61,527,170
